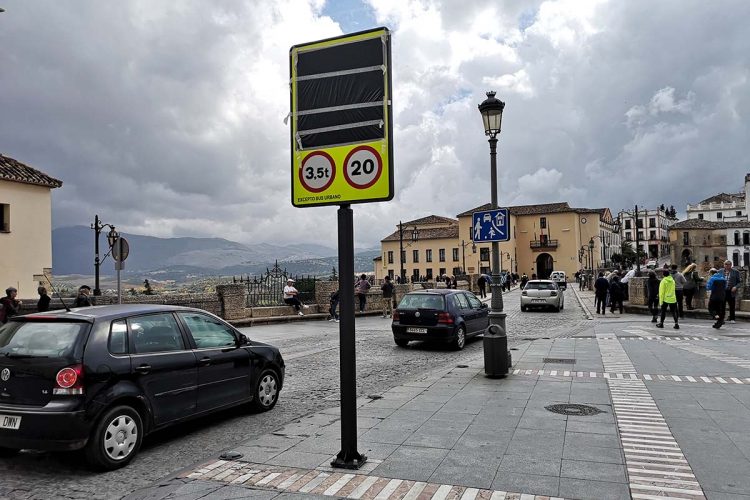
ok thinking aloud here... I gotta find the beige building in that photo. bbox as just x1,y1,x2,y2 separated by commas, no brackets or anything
0,154,63,296
376,202,617,282
670,218,747,270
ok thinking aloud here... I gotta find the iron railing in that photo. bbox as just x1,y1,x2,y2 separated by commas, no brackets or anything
530,239,559,249
233,261,319,307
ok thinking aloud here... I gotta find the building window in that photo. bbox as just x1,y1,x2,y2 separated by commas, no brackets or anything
387,251,393,264
426,268,433,279
649,217,656,228
480,247,490,261
625,231,632,241
637,231,644,241
401,250,406,264
625,220,632,230
0,203,9,232
717,212,723,219
412,249,419,263
683,232,689,245
735,232,741,245
452,248,459,261
704,255,709,262
439,268,446,277
745,252,750,267
425,249,433,262
744,231,750,245
540,217,547,229
649,231,656,240
737,211,742,217
698,213,704,220
439,249,446,262
734,252,740,267
636,219,643,228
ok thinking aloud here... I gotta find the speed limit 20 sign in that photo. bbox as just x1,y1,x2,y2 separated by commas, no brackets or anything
290,28,393,207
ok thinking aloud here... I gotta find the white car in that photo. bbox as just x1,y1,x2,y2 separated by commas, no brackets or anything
520,280,565,312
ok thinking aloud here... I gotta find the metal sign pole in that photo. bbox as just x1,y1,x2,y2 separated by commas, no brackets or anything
116,238,123,304
331,204,366,469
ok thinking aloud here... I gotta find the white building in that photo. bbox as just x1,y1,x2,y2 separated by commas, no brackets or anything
686,173,749,222
728,223,750,268
618,207,674,262
0,154,63,296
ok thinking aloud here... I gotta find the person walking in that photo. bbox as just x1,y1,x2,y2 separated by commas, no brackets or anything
0,287,22,324
355,274,371,312
705,268,727,329
670,264,687,318
477,274,487,298
722,260,742,323
328,289,340,322
520,273,528,289
381,276,394,318
283,278,308,316
682,263,700,310
73,285,93,308
609,275,624,314
657,269,679,329
37,286,51,312
594,272,609,315
646,271,660,322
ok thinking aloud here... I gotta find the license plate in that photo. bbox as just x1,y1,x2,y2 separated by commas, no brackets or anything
0,414,21,430
532,299,546,303
406,327,428,334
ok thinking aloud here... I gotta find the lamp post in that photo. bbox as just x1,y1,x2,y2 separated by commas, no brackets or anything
398,221,419,283
478,91,506,331
91,215,117,296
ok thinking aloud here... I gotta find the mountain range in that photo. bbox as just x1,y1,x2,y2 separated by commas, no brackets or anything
52,226,380,280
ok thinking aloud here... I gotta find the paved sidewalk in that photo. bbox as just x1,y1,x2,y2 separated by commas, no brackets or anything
127,311,750,500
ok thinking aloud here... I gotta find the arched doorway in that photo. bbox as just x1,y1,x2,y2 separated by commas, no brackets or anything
536,253,554,279
681,249,691,266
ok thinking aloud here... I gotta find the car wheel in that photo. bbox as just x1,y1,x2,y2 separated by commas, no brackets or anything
452,325,466,350
85,405,143,471
394,338,409,347
520,305,526,312
0,447,20,458
251,369,280,412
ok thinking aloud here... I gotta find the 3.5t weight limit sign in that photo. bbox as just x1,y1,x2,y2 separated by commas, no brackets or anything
300,151,335,193
344,146,382,189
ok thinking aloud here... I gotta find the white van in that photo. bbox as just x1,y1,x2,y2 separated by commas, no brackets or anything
549,271,567,290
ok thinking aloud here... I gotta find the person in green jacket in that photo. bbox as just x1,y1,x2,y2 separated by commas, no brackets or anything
657,269,679,329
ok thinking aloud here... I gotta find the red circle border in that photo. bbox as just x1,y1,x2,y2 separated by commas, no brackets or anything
342,145,383,190
299,151,336,193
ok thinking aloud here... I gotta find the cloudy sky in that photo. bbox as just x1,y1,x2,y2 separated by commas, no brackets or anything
2,0,748,250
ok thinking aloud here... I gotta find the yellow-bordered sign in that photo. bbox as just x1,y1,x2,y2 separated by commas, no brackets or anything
290,27,393,207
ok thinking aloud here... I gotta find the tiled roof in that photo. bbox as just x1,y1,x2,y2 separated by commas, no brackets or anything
698,192,744,205
670,219,728,230
0,154,63,188
402,215,457,226
457,202,575,217
381,224,459,242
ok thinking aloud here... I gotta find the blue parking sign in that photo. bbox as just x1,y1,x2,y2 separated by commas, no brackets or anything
472,208,510,242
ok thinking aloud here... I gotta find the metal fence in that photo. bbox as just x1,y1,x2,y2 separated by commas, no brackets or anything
233,261,318,307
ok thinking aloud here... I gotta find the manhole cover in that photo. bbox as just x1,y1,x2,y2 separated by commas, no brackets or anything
545,404,603,416
543,358,576,364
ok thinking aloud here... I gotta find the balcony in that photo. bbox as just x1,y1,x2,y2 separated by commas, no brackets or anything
530,239,559,249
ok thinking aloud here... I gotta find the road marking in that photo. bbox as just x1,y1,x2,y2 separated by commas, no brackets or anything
511,370,747,384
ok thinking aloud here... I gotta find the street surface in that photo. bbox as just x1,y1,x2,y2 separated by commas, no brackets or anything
0,290,586,499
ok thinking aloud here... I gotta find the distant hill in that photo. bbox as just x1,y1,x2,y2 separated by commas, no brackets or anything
52,226,379,280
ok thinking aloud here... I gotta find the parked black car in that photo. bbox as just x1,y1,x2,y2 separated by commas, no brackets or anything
391,289,489,350
0,304,284,470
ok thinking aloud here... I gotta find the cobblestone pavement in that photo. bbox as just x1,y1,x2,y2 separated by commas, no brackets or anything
0,289,589,500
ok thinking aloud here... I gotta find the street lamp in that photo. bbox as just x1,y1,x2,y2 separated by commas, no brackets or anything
589,237,595,272
398,221,419,283
478,90,506,331
91,214,117,296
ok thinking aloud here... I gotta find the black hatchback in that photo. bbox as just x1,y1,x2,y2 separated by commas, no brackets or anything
0,304,284,470
391,289,489,350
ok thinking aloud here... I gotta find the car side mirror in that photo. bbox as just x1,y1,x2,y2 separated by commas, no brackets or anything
480,303,488,309
239,333,249,345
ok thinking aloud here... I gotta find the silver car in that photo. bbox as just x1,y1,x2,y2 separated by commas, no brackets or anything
520,280,564,312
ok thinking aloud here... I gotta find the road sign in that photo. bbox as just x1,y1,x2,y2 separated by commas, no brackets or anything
472,208,510,242
112,237,129,262
290,27,393,207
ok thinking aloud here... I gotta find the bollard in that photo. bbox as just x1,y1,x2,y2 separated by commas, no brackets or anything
483,324,511,378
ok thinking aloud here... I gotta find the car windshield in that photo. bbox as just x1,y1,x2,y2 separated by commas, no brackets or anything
398,294,445,310
525,282,557,290
0,321,88,358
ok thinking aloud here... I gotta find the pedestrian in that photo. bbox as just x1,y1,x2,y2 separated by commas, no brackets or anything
722,260,742,324
381,276,394,318
0,287,22,324
670,264,687,318
520,273,528,289
646,271,660,322
73,285,93,308
656,269,679,329
594,272,609,315
609,276,624,314
682,263,700,310
705,268,726,329
444,276,452,289
328,289,340,322
283,278,308,316
37,286,51,312
477,274,487,298
355,274,371,312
